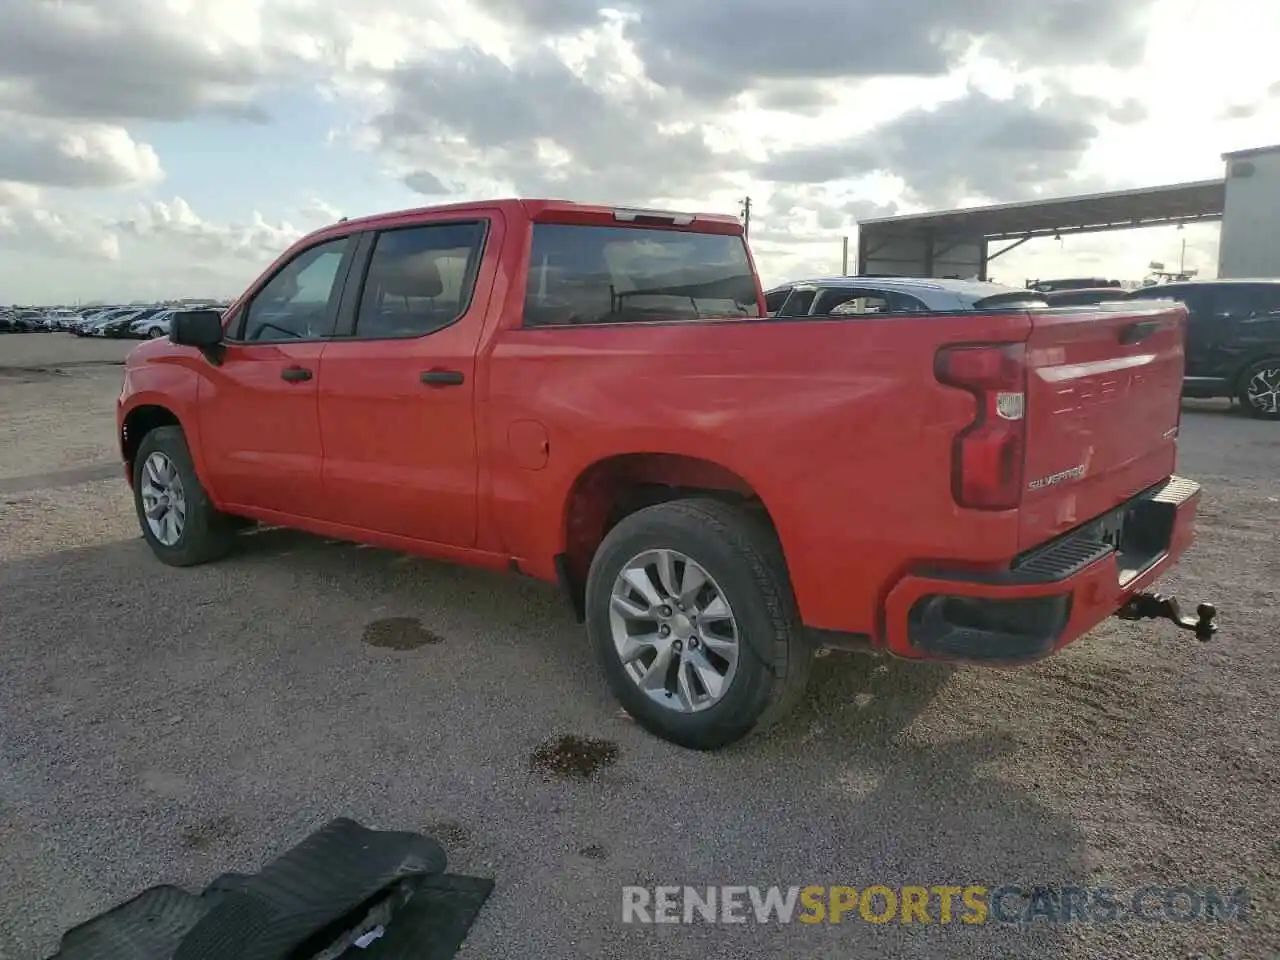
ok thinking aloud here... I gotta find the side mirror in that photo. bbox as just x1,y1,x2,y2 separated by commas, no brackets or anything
170,309,226,363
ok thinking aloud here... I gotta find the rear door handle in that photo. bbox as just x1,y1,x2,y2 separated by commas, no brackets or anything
420,369,465,387
281,366,313,382
1119,320,1161,345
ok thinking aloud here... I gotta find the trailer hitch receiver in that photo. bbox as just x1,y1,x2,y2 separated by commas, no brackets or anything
1115,592,1217,641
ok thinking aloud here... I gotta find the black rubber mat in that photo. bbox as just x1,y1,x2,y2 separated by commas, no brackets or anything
48,818,492,960
351,875,495,960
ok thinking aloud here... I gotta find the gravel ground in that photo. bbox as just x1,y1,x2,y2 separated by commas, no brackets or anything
0,350,1276,960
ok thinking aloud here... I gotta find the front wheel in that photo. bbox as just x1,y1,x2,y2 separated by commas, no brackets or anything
132,425,236,566
585,498,813,751
147,327,164,338
1238,358,1280,420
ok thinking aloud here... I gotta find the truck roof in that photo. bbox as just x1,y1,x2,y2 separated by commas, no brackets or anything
320,198,744,234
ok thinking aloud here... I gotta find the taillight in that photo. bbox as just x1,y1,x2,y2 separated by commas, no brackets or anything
935,342,1027,510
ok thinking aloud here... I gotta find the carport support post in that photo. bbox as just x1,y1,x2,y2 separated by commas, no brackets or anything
983,235,1032,282
842,236,849,276
856,231,868,276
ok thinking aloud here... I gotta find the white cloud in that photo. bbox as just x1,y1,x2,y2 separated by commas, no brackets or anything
0,114,162,188
1,0,1279,303
297,197,344,222
0,182,120,260
115,196,303,262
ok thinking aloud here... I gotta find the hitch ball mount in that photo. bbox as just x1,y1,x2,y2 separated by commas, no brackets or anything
1116,591,1217,642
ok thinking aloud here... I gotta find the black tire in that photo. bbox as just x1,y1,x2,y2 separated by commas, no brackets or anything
1237,358,1280,420
132,425,236,566
585,498,813,751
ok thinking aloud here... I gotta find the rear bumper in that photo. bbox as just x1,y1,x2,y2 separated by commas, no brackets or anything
882,476,1201,665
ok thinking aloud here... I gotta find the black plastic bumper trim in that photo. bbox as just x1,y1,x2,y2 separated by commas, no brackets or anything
919,475,1199,587
907,593,1072,663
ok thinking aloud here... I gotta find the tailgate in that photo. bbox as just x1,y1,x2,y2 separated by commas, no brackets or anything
1019,302,1185,551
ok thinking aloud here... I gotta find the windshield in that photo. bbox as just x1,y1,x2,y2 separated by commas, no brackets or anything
523,224,760,327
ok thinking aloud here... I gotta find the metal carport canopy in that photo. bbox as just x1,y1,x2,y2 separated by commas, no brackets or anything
855,178,1227,280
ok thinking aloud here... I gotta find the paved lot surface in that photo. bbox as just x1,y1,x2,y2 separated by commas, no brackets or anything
1,339,1276,959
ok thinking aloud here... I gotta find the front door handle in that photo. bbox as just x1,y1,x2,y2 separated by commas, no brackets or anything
281,366,313,382
420,369,465,387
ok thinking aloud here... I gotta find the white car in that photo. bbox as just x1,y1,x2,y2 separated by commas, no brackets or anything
128,310,174,339
764,276,1049,317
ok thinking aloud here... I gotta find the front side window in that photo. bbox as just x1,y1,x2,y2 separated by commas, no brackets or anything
242,237,351,341
523,224,759,327
355,222,487,338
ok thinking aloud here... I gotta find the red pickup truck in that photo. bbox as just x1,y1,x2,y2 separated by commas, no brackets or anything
117,199,1216,749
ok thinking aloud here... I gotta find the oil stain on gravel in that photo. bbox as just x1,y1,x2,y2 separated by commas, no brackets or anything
362,617,443,650
530,734,619,780
180,815,237,851
424,820,471,849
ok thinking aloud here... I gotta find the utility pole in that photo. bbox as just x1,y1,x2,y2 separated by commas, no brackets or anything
740,196,752,239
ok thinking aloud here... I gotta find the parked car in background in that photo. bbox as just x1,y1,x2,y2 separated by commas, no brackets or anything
97,310,152,338
2,303,226,335
764,277,1048,317
1029,277,1123,293
1042,287,1131,307
129,310,175,339
1124,278,1280,419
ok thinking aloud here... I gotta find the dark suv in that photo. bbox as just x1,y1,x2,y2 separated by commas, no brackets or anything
1125,279,1280,420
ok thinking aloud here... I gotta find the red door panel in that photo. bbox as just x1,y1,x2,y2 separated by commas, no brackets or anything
316,216,503,547
197,342,327,516
318,337,480,545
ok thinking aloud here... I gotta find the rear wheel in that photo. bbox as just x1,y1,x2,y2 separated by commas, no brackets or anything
132,426,236,566
585,498,813,751
1238,359,1280,420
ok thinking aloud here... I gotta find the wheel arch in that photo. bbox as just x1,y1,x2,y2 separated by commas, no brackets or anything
121,404,182,474
1231,351,1280,395
556,452,785,622
119,401,218,503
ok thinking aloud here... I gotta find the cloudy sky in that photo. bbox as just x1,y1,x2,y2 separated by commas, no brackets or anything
1,0,1276,304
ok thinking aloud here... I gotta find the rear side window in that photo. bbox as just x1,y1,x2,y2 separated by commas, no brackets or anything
523,224,760,327
776,288,817,317
815,288,930,315
1126,284,1206,315
355,222,486,339
1210,284,1280,318
764,287,792,315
